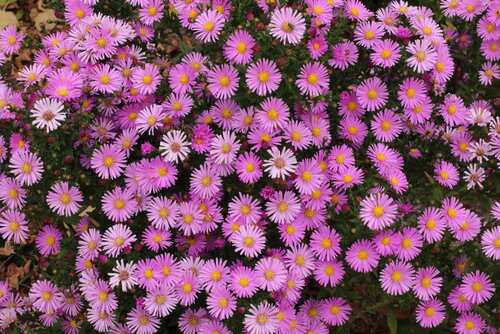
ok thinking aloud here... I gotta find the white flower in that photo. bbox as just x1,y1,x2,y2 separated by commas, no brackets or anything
263,146,297,179
463,163,485,189
30,98,65,132
160,130,190,163
109,260,137,292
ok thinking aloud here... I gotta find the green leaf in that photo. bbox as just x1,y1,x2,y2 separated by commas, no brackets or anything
387,309,398,334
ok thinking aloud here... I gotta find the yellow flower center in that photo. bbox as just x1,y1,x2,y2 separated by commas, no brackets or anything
367,89,378,99
373,205,384,217
406,88,416,98
307,73,319,85
421,277,431,288
219,76,230,87
392,271,402,282
402,238,412,249
358,250,368,260
381,49,392,59
204,21,215,32
258,71,269,83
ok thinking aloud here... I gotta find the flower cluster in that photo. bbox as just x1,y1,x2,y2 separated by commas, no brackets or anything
0,0,498,333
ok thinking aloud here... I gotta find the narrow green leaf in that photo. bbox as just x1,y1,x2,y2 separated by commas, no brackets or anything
387,309,398,334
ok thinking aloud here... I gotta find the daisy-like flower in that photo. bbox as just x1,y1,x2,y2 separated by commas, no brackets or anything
206,64,239,99
283,120,313,150
460,271,494,304
228,265,258,298
136,104,165,135
329,41,359,70
450,209,481,242
371,39,401,68
307,36,328,59
29,280,64,313
454,312,485,334
418,207,446,243
102,224,136,257
371,110,403,142
126,306,160,334
481,226,500,260
354,21,384,48
310,226,341,261
144,285,177,317
160,130,190,163
255,257,287,292
190,164,221,199
345,239,380,273
206,287,237,320
332,165,364,189
284,244,316,278
0,26,24,56
244,302,279,334
109,260,138,292
373,230,397,256
265,191,301,225
35,225,62,256
479,61,500,86
198,258,229,291
269,7,306,45
319,297,352,326
0,209,29,243
359,193,397,230
169,64,196,94
91,144,126,180
146,197,179,229
434,161,459,188
9,150,43,186
313,260,345,287
224,30,255,64
30,98,66,132
230,225,266,257
448,286,473,313
263,146,297,179
145,228,173,251
175,271,200,306
255,97,290,130
413,267,443,300
178,308,207,334
235,152,263,184
356,77,388,111
228,193,262,225
46,68,83,101
415,299,446,328
246,59,281,96
101,187,137,223
193,9,225,43
293,159,324,195
296,62,329,97
394,227,423,261
209,130,240,165
46,182,83,216
379,260,415,295
177,201,203,236
406,39,437,73
398,77,427,109
440,94,467,126
345,0,373,20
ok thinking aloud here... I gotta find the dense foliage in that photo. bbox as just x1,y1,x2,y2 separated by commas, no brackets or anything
0,0,499,333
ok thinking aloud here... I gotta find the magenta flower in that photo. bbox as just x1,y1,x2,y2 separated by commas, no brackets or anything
246,59,281,96
296,62,329,97
46,182,83,216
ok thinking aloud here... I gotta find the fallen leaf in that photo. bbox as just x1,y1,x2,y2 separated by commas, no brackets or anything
34,9,56,31
0,10,19,29
0,242,14,256
6,260,30,289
